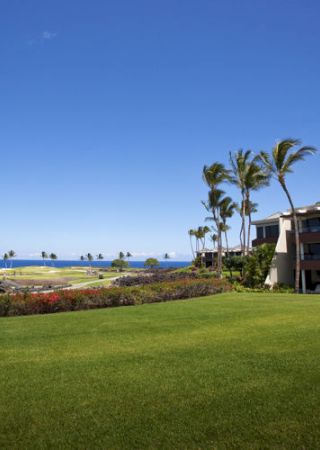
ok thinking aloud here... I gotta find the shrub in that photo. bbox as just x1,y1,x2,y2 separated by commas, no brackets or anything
243,244,276,288
144,258,160,269
111,259,129,271
0,278,231,317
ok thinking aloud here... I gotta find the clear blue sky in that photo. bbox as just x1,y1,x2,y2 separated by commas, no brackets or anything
1,0,320,260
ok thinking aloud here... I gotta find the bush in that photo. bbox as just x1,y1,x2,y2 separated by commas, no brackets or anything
113,270,217,287
0,278,231,317
243,244,276,288
144,258,160,268
111,259,129,271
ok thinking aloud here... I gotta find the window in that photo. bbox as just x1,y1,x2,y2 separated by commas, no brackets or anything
265,224,279,238
302,217,320,231
257,227,264,239
308,244,320,255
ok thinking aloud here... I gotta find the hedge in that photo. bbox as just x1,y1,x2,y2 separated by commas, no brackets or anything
0,278,231,317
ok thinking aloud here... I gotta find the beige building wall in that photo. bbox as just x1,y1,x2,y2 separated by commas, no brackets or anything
265,217,293,286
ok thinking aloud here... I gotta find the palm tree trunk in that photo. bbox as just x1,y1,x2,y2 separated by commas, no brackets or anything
225,230,232,278
189,235,195,260
280,181,300,293
241,194,246,256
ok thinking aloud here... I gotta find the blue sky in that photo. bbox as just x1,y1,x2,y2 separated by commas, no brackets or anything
1,0,320,260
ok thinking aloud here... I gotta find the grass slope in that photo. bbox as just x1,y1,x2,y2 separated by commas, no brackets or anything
1,293,320,449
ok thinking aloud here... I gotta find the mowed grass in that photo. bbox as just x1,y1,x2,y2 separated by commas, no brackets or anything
1,293,320,449
3,266,125,287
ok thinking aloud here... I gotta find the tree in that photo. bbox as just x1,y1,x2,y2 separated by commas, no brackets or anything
49,253,57,266
229,150,269,255
259,139,317,293
96,253,104,260
126,252,132,258
111,258,128,271
119,251,125,260
202,162,230,277
164,253,170,259
202,188,226,277
188,229,196,259
244,244,276,288
220,197,237,276
3,253,9,269
8,250,16,268
41,251,48,266
80,255,85,261
144,258,160,269
86,253,93,262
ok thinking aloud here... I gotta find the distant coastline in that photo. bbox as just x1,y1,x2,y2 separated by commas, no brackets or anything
0,260,191,269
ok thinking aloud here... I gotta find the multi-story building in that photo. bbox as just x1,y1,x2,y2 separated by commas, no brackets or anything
197,246,243,268
252,203,320,293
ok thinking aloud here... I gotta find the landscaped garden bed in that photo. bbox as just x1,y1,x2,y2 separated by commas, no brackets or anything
0,278,231,316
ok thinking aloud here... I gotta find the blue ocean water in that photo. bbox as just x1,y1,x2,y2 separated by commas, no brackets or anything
0,260,191,269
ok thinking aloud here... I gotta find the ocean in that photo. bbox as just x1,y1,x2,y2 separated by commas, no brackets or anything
0,260,191,269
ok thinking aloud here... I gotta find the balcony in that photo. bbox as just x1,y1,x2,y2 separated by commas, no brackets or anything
252,236,278,247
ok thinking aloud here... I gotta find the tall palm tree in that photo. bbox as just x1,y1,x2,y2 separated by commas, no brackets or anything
259,139,317,293
243,158,269,254
203,188,226,277
3,253,9,269
220,197,237,257
41,251,48,266
96,253,104,260
8,250,16,268
126,252,132,259
203,162,230,276
164,253,170,260
80,255,85,261
188,229,196,259
86,253,93,262
229,150,252,255
119,251,125,260
245,201,258,255
49,253,57,266
229,150,269,255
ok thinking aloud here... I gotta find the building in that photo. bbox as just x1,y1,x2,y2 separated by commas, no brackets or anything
252,203,320,293
197,246,243,268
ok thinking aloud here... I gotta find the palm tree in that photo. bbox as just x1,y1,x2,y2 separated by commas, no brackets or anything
8,250,16,268
220,197,237,257
229,150,252,255
86,253,93,262
49,253,57,266
80,255,85,261
188,229,196,259
202,188,226,277
229,150,269,255
119,251,125,260
259,139,317,293
243,158,269,254
126,252,132,259
41,251,48,266
203,162,230,276
3,253,9,269
164,253,170,260
96,253,104,260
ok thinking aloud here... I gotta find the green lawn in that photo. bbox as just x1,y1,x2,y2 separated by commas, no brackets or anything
1,293,320,449
3,266,127,287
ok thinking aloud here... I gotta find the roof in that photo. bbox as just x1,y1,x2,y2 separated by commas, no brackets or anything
252,202,320,225
197,245,245,255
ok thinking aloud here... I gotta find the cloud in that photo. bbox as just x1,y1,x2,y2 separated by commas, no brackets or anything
42,31,57,40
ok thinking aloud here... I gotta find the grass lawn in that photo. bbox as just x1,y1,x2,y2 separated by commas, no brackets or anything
2,266,129,287
1,293,320,449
